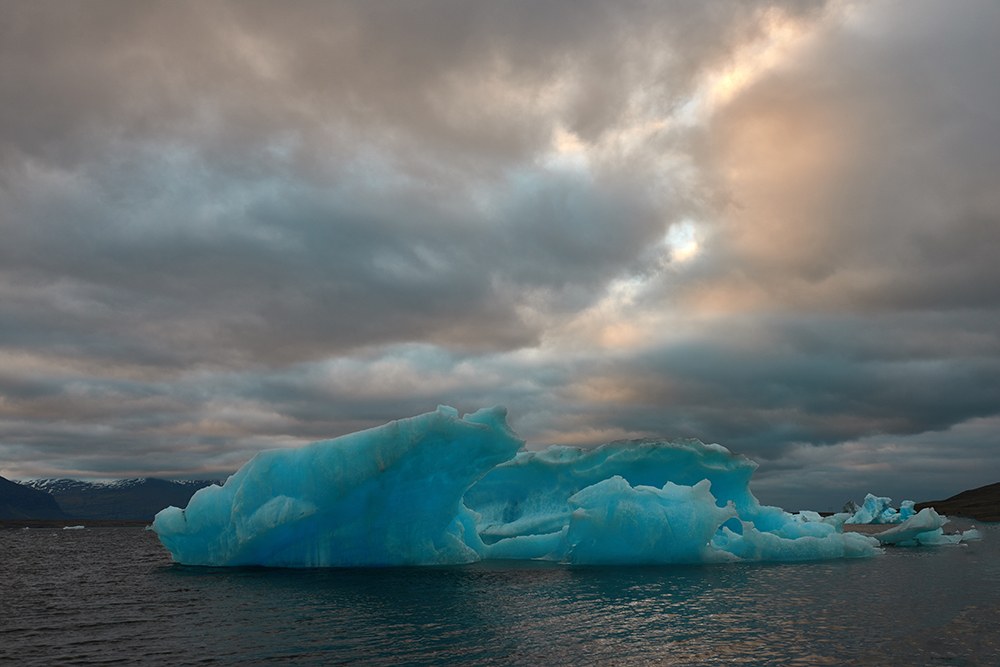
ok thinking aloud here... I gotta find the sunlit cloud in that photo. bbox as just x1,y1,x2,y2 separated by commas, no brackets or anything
540,125,591,173
688,6,835,120
665,219,701,263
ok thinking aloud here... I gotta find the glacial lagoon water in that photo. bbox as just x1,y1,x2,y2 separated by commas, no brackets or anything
2,524,999,666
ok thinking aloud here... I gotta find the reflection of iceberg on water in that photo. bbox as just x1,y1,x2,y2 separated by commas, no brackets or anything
152,406,967,568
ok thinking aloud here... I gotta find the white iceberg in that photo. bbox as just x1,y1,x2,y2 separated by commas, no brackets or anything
872,508,981,546
153,406,881,567
870,507,946,544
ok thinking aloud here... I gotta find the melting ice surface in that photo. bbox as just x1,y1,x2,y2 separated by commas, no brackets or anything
153,406,957,567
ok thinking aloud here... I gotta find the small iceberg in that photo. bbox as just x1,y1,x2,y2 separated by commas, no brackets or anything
871,508,981,546
844,494,916,525
62,525,86,530
841,495,983,546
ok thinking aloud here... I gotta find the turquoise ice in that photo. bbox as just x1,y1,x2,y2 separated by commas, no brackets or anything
154,405,886,567
844,493,917,525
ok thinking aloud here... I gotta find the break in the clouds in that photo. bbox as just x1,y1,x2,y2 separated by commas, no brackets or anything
1,0,999,509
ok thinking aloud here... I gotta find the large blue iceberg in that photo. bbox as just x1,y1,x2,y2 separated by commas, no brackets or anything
154,406,884,567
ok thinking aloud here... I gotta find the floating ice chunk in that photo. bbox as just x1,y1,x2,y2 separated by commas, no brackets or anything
713,522,879,561
154,406,523,566
871,507,946,544
908,529,960,546
822,512,854,529
467,437,880,564
562,477,738,565
62,525,85,530
873,509,984,546
844,493,917,524
791,510,823,523
154,406,882,567
466,437,759,554
958,528,982,542
845,493,891,524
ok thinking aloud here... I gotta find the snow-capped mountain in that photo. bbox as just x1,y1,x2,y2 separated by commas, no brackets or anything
17,478,222,521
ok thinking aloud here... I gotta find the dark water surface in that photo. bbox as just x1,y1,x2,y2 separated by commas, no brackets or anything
2,525,998,666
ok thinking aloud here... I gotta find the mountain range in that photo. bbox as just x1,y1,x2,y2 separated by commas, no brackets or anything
915,482,1000,522
0,475,69,520
0,476,220,521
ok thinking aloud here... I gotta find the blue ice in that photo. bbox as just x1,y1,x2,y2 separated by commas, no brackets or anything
844,493,916,525
846,499,982,546
154,406,886,567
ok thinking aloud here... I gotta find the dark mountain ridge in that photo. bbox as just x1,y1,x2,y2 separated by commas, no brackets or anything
915,482,1000,522
15,477,221,521
0,475,70,520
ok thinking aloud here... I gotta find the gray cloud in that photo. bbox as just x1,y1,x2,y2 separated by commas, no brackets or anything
1,0,999,510
618,313,1000,451
1,0,829,370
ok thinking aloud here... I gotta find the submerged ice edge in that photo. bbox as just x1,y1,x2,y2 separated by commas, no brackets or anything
152,406,965,568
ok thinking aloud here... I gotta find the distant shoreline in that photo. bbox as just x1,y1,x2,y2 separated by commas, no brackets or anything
0,519,151,530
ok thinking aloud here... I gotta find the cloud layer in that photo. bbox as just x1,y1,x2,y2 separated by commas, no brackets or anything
1,0,998,509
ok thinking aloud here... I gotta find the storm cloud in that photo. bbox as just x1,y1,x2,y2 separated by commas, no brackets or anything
1,0,998,509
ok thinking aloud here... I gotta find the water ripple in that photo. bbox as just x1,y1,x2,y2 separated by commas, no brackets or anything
1,526,998,665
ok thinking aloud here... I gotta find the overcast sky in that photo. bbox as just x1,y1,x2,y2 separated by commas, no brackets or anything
2,0,999,510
